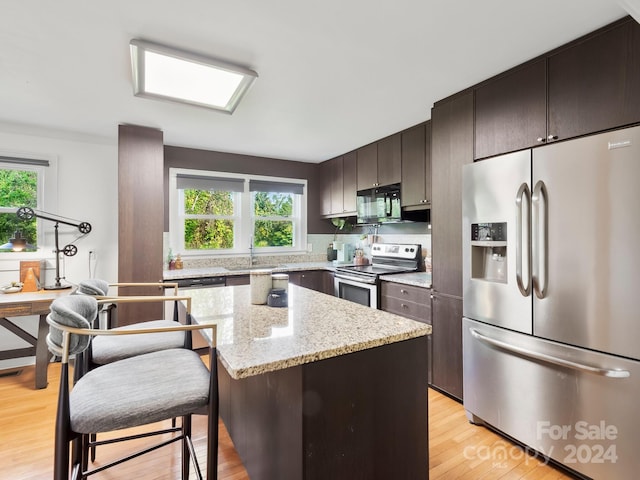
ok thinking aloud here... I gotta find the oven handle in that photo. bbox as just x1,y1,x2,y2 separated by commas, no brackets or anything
334,272,378,285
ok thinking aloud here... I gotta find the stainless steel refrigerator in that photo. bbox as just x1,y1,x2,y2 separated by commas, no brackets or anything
462,125,640,479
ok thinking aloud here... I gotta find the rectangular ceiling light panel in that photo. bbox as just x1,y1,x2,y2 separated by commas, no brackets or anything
130,39,257,114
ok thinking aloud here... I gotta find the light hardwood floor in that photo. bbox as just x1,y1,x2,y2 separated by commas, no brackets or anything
1,361,577,479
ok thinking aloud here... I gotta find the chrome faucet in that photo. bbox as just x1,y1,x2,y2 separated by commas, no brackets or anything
249,236,256,267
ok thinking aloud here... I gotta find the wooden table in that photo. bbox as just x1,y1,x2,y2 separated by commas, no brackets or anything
0,289,72,389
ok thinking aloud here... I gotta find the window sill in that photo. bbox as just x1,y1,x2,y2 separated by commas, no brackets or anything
0,250,54,261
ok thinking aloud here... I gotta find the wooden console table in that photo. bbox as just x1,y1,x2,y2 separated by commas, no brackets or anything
0,289,72,389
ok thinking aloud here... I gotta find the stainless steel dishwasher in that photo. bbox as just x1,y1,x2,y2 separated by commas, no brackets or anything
173,276,227,289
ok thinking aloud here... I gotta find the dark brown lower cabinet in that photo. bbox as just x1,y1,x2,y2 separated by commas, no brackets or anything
287,270,334,295
380,281,432,384
225,275,250,286
224,271,334,290
431,292,463,401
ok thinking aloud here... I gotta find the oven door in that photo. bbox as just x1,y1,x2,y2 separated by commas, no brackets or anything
334,274,378,309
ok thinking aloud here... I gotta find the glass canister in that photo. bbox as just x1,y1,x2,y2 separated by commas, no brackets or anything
250,269,272,304
272,273,289,292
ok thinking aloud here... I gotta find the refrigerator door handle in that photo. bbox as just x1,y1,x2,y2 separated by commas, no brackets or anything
469,328,630,378
532,180,548,299
515,183,531,296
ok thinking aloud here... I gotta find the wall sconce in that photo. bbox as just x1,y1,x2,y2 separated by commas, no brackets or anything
16,207,92,290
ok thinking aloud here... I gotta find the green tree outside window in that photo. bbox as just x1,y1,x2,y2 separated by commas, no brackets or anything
253,192,293,247
183,189,234,250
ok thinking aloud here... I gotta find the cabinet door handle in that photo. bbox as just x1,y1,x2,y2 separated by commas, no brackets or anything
547,134,558,141
401,303,408,309
400,289,408,294
536,137,546,143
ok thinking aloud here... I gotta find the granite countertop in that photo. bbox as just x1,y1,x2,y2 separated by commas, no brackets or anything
183,284,431,380
163,262,336,280
379,272,432,288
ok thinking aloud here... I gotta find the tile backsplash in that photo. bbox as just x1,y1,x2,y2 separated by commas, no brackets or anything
164,226,432,271
311,232,431,271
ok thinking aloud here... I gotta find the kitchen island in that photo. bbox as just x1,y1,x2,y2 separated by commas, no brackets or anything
185,284,431,480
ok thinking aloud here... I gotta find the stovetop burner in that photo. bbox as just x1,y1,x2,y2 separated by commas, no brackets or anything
335,243,422,279
336,264,414,276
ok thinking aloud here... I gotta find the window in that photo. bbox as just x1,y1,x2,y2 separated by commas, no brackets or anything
177,174,243,251
170,169,307,256
0,156,49,252
250,179,304,249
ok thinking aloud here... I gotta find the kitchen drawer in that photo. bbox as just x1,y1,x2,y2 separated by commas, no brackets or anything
381,281,430,305
380,296,430,323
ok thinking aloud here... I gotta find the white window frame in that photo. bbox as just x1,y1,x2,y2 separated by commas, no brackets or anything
169,168,307,257
0,153,58,259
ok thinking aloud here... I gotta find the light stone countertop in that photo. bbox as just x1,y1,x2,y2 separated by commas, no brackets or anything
164,266,229,280
163,262,336,281
182,284,431,380
380,272,432,288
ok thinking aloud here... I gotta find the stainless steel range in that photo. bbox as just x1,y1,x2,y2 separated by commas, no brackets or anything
334,243,421,308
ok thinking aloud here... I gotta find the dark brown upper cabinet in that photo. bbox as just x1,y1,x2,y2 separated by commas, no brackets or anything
376,133,402,187
319,159,334,216
356,134,401,190
401,121,431,208
329,155,344,215
548,18,640,142
474,17,640,160
319,151,357,217
474,60,547,159
356,142,378,190
342,151,357,213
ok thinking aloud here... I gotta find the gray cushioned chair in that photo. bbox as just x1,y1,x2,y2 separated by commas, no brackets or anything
47,295,218,480
75,279,190,462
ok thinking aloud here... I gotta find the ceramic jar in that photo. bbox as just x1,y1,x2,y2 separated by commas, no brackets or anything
250,270,272,304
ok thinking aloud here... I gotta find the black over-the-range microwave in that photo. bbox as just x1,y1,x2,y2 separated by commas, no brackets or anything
356,183,402,224
356,183,430,224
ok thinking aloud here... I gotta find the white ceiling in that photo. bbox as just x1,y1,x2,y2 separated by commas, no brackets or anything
0,1,632,163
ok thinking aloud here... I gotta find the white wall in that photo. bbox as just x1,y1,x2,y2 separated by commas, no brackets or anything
0,128,118,369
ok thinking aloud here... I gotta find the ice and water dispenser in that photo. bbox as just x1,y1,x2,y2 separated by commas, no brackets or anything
470,222,507,283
